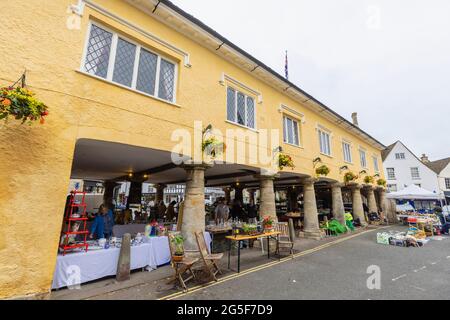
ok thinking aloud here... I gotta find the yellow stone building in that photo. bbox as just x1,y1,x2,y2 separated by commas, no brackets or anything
0,0,387,299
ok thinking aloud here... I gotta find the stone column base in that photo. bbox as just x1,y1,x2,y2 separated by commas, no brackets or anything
299,229,324,240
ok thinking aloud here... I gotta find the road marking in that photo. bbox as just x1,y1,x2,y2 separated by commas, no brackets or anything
158,227,388,300
392,274,407,281
410,285,426,292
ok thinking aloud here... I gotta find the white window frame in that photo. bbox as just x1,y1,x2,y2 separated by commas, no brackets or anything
372,155,379,172
80,21,178,103
445,178,450,190
395,153,405,160
283,115,301,147
387,168,396,180
317,126,332,156
226,86,256,130
359,148,367,168
387,184,397,192
342,140,352,163
411,167,420,180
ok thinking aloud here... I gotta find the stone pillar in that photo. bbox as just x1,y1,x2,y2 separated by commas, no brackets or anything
256,174,277,222
301,178,322,239
154,183,166,203
331,183,345,225
366,185,378,213
350,184,367,227
181,163,210,251
127,181,142,208
103,180,119,209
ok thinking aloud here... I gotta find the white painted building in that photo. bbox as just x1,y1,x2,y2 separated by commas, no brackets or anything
425,157,450,203
381,141,440,193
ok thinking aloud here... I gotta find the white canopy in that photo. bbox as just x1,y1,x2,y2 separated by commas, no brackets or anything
387,184,444,200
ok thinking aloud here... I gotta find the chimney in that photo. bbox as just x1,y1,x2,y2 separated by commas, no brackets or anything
420,154,430,163
351,112,359,127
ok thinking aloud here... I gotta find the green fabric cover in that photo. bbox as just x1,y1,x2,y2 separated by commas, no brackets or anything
327,219,347,234
346,219,355,231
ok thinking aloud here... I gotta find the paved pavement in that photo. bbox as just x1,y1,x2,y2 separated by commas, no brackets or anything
174,226,450,300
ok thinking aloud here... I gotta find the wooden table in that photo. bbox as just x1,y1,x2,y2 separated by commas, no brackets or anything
226,231,280,273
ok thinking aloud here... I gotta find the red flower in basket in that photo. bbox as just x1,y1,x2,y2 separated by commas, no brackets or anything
262,216,274,229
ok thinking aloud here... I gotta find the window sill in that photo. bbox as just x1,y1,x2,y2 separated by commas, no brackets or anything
76,70,181,108
320,152,333,159
225,120,258,133
283,142,304,149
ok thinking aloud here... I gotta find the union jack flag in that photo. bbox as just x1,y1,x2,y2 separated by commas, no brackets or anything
285,50,289,80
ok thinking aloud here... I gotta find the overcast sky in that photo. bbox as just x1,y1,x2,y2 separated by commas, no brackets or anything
171,0,450,160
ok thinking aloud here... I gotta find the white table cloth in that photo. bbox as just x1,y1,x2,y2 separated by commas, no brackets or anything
52,233,211,289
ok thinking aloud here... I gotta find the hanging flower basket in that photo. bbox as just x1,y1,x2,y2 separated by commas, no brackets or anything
278,153,295,170
364,175,374,184
202,136,226,158
344,171,357,184
0,87,48,124
377,178,387,187
315,165,330,176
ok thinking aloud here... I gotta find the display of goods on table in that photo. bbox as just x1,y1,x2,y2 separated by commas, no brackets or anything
377,230,429,248
240,223,260,236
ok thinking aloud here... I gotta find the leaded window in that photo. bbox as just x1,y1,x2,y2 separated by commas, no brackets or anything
283,116,300,146
318,129,331,155
83,23,177,103
342,141,352,163
84,24,113,78
226,87,256,129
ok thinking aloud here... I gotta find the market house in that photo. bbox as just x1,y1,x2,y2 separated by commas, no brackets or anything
0,0,389,299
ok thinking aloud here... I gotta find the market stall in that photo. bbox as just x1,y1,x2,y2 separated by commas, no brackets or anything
387,185,444,214
52,232,212,289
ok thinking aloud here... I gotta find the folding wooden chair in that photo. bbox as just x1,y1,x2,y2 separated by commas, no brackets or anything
195,231,223,281
167,233,198,292
275,222,294,259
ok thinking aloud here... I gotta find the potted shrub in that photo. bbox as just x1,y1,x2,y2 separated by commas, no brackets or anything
278,153,295,170
364,175,374,184
344,171,357,184
377,178,387,187
171,234,185,262
315,165,330,176
0,86,49,124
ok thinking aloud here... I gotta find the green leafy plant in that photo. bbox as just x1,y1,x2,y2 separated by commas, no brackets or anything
0,87,48,124
315,165,330,176
278,153,295,170
170,234,184,256
364,175,374,184
344,171,357,184
377,178,387,187
242,223,257,235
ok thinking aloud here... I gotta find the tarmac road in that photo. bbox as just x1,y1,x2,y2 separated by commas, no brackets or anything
174,226,450,300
